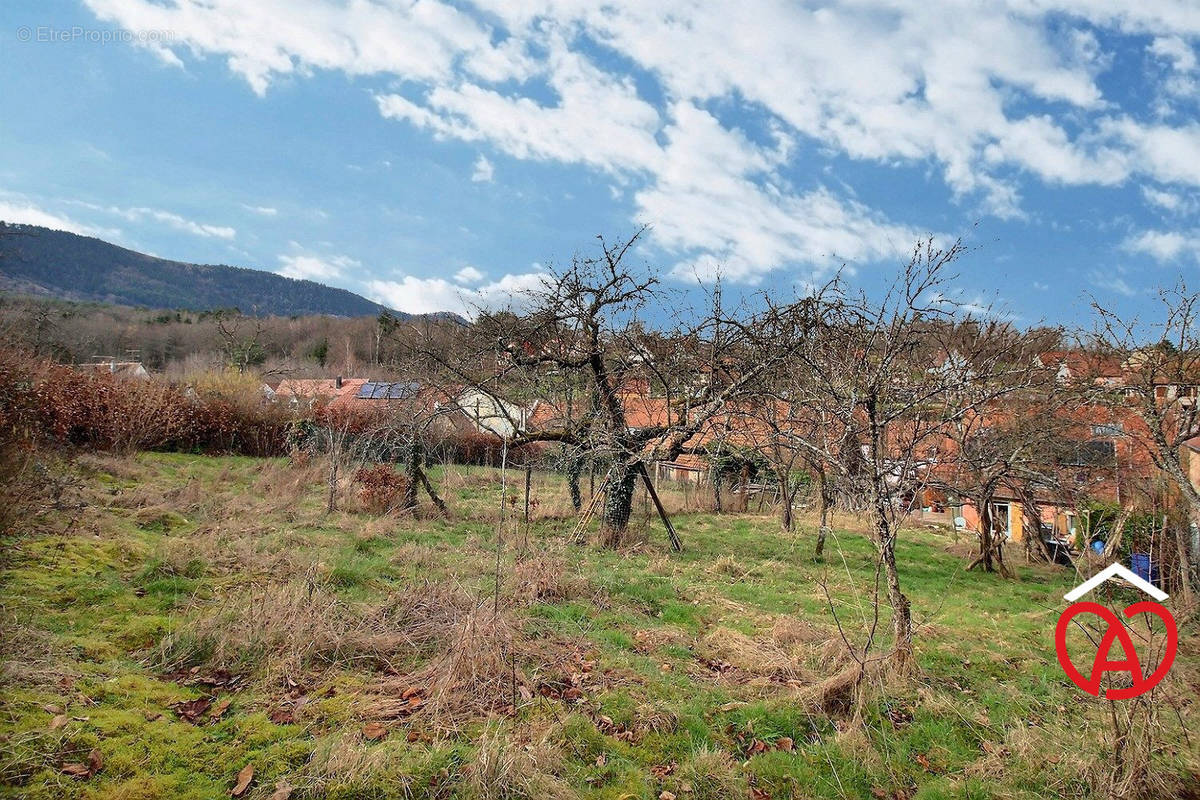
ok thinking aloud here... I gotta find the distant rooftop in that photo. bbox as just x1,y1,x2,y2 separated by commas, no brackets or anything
356,380,420,400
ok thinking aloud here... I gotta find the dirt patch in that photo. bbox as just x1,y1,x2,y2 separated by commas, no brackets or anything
632,626,690,654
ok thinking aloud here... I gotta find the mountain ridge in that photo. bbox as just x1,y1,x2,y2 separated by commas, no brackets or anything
0,223,426,319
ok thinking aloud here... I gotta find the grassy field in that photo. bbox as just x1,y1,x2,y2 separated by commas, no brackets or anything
0,452,1196,799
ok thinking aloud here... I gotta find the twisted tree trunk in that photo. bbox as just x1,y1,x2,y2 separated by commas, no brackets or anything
815,469,833,558
874,510,912,664
600,461,639,546
778,469,794,532
566,452,583,512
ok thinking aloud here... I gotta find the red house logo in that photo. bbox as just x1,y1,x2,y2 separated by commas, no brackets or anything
1055,564,1177,699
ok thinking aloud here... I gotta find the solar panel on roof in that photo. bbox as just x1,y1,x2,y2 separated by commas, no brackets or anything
356,381,419,399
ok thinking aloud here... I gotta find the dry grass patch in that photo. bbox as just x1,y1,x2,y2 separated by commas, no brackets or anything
465,721,579,800
510,553,591,605
156,578,473,679
669,745,744,800
372,604,522,731
155,522,313,580
0,619,70,689
770,615,826,647
632,625,690,654
698,626,812,686
369,602,589,735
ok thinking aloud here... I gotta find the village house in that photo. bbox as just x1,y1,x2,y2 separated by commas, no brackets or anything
1035,350,1124,386
446,387,528,438
86,358,150,380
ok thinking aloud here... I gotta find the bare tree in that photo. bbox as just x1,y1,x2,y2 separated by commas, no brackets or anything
776,238,1037,661
924,324,1072,573
216,312,267,374
1087,283,1200,598
422,230,801,547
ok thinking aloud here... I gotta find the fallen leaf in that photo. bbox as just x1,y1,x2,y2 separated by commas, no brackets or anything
87,749,103,775
595,753,606,767
231,764,254,797
174,697,214,723
363,722,388,740
144,710,163,722
209,699,232,720
61,762,91,778
775,736,794,752
270,780,294,800
49,714,68,730
915,753,932,771
43,704,63,715
718,701,744,712
659,792,676,800
269,707,295,725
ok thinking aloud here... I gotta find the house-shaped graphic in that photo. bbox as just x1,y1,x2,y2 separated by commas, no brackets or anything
1063,563,1169,603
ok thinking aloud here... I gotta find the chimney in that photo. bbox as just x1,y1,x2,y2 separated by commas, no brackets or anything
335,376,343,389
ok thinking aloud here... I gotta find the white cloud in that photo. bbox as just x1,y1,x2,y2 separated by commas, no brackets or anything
1122,229,1200,262
77,202,236,239
242,204,278,216
1140,185,1198,214
133,208,235,239
276,252,360,281
1150,35,1198,73
376,38,663,176
471,155,494,183
1088,270,1141,297
0,199,116,238
367,270,548,316
454,265,485,283
82,0,1200,279
85,0,500,96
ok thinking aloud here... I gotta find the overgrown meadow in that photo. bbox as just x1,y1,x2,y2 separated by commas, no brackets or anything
1,453,1196,799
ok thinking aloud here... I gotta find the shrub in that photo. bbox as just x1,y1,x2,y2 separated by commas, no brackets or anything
0,350,294,457
355,464,409,513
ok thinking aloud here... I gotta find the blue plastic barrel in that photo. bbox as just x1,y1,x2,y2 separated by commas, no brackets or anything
1130,553,1160,587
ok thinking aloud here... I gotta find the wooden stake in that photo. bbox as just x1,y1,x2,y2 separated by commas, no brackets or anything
523,465,532,523
637,462,682,552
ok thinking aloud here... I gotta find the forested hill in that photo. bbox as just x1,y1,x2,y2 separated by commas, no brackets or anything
0,223,396,318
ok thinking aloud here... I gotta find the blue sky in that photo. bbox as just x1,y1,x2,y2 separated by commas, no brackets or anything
2,0,1199,323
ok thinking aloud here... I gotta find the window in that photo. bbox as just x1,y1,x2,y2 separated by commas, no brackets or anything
1091,423,1124,437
